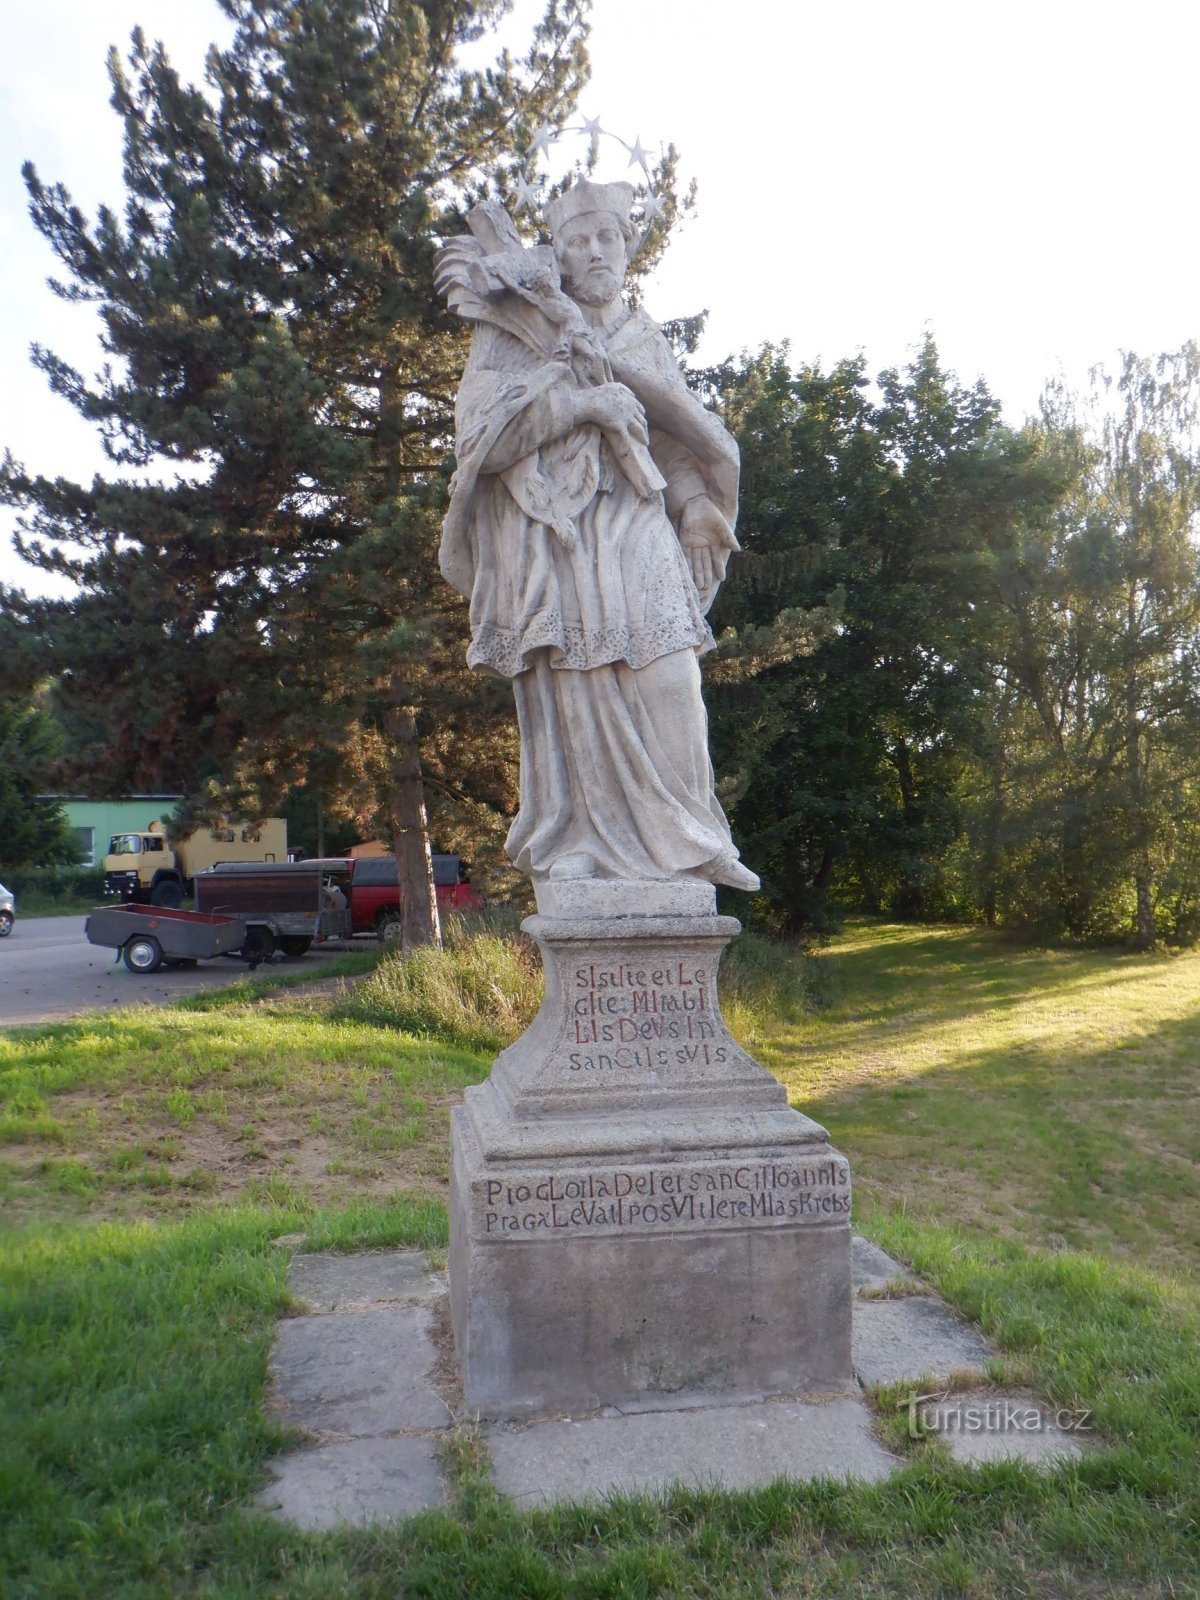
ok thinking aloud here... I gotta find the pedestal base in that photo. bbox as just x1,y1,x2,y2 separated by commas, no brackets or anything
449,898,853,1419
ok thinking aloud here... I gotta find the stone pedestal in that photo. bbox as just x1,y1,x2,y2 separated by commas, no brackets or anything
450,884,852,1419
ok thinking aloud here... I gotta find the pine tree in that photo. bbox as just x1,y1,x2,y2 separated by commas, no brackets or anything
1,0,591,941
0,694,80,874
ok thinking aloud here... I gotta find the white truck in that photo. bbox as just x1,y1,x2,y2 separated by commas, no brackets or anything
102,817,288,907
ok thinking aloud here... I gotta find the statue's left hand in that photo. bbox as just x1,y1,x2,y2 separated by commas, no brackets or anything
680,497,732,611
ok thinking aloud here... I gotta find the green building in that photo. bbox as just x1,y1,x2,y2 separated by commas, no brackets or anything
55,796,183,867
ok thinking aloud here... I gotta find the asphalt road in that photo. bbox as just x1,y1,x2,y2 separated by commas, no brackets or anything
0,915,356,1028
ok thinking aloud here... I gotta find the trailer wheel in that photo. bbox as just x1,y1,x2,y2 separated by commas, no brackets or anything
151,879,184,908
279,936,312,958
124,935,164,974
242,926,276,965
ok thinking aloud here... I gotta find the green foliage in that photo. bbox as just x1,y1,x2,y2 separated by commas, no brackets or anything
706,339,1063,931
706,338,1200,948
3,864,104,903
976,347,1200,946
0,696,80,873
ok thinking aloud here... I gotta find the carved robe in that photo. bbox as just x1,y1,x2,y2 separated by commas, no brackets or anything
441,305,744,881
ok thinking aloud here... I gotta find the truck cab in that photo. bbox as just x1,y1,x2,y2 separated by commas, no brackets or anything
104,823,181,906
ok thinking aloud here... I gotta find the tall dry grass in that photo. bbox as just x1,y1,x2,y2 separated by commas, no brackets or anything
339,915,818,1055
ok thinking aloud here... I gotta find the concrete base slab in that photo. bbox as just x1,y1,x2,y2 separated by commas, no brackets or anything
287,1249,444,1313
256,1436,446,1530
852,1295,995,1387
487,1397,899,1507
851,1235,915,1292
271,1304,450,1435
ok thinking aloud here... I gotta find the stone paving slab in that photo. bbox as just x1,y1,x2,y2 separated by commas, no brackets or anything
487,1397,899,1508
256,1241,1085,1530
851,1235,915,1292
288,1249,444,1313
852,1295,995,1388
271,1304,450,1435
256,1436,446,1530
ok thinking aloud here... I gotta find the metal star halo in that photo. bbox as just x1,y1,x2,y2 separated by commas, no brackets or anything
518,116,665,253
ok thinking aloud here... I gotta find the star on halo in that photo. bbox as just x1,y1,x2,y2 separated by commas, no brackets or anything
527,125,555,161
580,114,603,163
625,134,650,173
513,175,539,213
641,190,665,226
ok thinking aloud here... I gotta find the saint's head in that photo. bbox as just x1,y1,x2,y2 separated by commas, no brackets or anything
546,179,636,310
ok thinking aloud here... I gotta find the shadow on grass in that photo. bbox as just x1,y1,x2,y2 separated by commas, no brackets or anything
774,923,1200,1269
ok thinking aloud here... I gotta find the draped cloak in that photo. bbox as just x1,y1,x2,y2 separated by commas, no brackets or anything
440,305,745,880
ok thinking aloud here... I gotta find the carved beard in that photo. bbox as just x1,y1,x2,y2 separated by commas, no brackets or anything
561,263,622,306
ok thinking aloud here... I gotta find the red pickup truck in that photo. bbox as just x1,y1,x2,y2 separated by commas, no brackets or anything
343,853,484,942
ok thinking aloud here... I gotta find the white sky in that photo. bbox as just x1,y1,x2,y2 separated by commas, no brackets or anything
3,0,1198,597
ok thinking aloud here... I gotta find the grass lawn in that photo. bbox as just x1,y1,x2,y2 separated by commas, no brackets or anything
2,919,1198,1597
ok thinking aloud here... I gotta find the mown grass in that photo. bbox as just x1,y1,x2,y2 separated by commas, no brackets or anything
0,948,482,1224
2,917,1199,1596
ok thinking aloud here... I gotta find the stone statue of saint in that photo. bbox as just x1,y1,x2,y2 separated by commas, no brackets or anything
436,177,758,892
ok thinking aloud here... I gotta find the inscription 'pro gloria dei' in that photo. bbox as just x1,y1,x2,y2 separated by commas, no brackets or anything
474,1155,851,1240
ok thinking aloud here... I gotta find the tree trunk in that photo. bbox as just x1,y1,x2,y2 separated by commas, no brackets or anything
1125,588,1154,951
387,691,441,952
980,748,1006,927
1134,860,1155,952
814,843,837,892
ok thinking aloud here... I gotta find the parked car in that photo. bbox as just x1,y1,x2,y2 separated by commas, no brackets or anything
345,853,484,943
0,881,14,937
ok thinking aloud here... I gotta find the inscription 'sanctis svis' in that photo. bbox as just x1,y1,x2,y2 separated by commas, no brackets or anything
474,1156,851,1240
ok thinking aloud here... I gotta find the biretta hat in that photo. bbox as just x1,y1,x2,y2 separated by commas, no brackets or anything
544,178,635,236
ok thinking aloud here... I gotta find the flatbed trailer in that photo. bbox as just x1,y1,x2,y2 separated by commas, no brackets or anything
85,904,249,973
86,860,353,975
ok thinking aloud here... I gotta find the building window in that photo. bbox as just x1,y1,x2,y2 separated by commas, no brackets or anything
74,827,96,865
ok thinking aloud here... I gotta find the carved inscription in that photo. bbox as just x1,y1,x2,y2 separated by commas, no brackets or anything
476,1157,851,1239
568,959,727,1072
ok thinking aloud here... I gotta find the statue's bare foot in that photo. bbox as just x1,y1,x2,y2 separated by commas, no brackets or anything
548,852,597,881
703,853,760,892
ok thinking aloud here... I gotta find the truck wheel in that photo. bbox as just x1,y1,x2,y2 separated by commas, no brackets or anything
279,936,312,958
0,911,13,937
376,910,402,945
151,879,184,908
123,935,164,974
